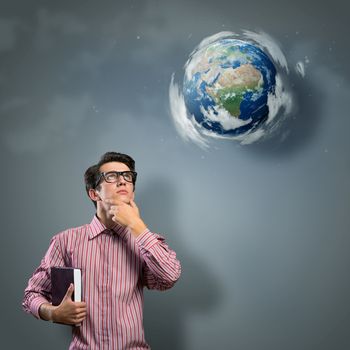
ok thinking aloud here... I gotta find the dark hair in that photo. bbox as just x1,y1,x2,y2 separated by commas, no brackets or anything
84,152,136,208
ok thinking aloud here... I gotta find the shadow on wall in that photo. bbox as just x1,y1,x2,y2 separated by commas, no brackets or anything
138,178,222,350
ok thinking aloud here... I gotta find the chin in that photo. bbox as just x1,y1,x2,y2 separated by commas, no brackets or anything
117,195,131,204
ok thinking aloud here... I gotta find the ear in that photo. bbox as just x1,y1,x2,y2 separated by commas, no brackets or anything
88,188,101,203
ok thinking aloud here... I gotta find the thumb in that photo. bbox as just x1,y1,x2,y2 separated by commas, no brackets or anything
130,199,137,209
63,283,74,301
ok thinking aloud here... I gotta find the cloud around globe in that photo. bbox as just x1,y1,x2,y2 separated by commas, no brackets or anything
169,31,294,148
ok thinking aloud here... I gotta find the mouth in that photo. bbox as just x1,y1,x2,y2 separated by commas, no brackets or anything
116,190,128,195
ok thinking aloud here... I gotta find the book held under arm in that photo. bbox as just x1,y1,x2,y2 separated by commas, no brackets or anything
51,267,82,306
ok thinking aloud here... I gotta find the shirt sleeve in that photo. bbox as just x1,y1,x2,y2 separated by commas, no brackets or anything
22,235,65,319
136,229,181,291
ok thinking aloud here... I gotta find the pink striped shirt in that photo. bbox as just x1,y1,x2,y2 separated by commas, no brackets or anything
22,215,181,349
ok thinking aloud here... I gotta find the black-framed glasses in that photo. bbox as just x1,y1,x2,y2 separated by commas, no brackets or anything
95,171,137,187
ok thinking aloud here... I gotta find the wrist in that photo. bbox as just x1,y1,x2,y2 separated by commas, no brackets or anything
39,303,56,322
51,306,58,323
130,218,147,237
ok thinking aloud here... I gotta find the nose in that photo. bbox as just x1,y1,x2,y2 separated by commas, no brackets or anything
116,174,126,186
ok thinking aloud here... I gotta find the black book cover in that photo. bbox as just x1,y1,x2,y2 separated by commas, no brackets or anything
51,267,81,306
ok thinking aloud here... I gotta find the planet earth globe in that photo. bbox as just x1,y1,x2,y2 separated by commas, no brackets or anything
183,38,277,136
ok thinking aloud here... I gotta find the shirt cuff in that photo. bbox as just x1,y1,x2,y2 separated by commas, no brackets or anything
30,296,50,319
135,229,159,251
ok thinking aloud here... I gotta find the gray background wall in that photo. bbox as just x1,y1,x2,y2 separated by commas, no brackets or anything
1,0,349,349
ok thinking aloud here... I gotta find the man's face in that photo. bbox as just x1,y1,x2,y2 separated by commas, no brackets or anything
93,161,135,205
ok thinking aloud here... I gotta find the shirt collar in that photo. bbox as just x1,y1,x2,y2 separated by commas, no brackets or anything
88,215,130,241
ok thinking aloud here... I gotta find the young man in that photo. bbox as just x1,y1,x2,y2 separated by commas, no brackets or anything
23,152,181,349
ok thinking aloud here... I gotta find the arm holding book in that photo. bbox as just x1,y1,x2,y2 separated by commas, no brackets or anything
22,235,86,325
39,284,86,325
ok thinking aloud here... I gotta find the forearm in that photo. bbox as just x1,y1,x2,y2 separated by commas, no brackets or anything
38,303,56,321
39,297,87,325
22,235,65,319
22,290,51,319
137,230,181,290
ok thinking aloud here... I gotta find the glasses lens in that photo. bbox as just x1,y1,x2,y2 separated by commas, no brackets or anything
122,172,133,182
104,172,118,183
